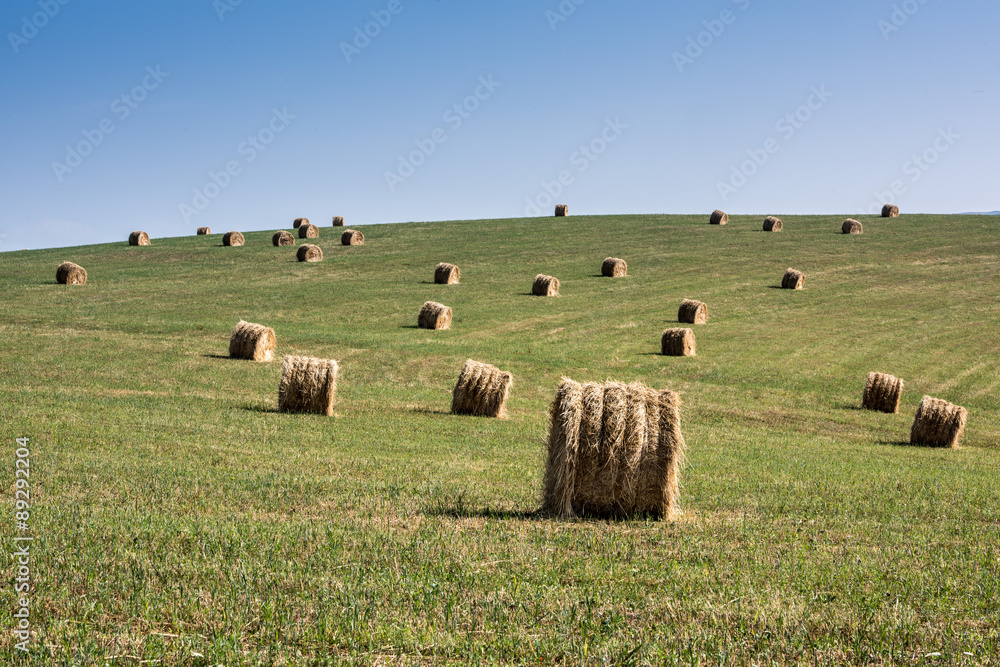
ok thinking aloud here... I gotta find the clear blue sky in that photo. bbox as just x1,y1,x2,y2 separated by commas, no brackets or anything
1,0,996,250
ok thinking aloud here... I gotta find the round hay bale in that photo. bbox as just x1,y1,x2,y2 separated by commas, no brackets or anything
602,257,627,278
273,230,295,246
781,268,804,290
332,216,345,226
223,231,245,247
278,355,338,416
532,274,560,296
763,216,783,232
297,243,323,262
342,230,364,246
661,328,696,357
882,205,899,218
293,218,309,229
299,223,319,239
418,301,451,330
128,231,150,246
710,209,728,225
229,320,275,362
451,359,514,418
842,219,863,234
197,227,211,235
862,372,904,414
56,262,87,285
910,395,968,448
555,205,568,217
434,262,460,285
678,299,707,324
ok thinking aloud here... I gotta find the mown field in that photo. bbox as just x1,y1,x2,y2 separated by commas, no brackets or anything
1,214,998,665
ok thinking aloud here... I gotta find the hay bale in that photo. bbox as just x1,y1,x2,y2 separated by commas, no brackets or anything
555,205,569,217
228,320,276,362
56,262,87,285
678,299,707,324
278,355,338,416
223,231,245,247
842,219,863,234
710,209,728,225
128,231,150,246
418,301,451,330
602,257,627,278
451,359,513,418
542,378,686,519
910,396,968,448
862,372,904,414
532,274,560,296
197,227,211,235
299,224,319,239
882,205,899,218
293,218,309,229
297,244,323,262
273,230,295,246
763,216,783,232
781,268,804,290
661,328,696,357
434,263,460,285
332,216,345,226
342,230,364,246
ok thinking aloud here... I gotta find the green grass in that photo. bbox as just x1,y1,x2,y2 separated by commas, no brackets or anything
1,214,998,665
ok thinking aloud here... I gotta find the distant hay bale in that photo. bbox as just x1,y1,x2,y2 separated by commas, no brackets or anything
197,227,211,235
56,262,87,285
910,396,968,448
763,216,783,232
710,209,728,225
661,328,696,357
781,268,804,290
278,355,338,416
223,231,245,247
342,230,364,245
882,205,900,218
129,231,150,246
293,218,309,229
418,301,452,330
434,263,460,285
273,230,295,246
602,257,627,277
299,224,319,239
555,205,568,217
297,244,323,262
332,216,345,226
842,219,863,234
542,378,686,519
228,320,276,362
451,359,514,418
532,274,560,296
678,299,707,324
862,372,904,414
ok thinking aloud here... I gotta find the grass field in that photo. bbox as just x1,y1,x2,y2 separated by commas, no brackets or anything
1,214,999,665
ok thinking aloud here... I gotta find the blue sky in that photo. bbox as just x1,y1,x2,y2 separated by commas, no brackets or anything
1,0,996,250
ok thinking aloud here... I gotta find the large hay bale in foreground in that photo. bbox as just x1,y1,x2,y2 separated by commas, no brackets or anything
332,216,345,226
678,299,707,324
661,328,696,357
297,244,323,262
602,257,627,277
418,301,451,330
278,355,338,416
862,372,904,414
555,205,568,217
532,274,560,296
129,231,150,246
542,378,686,519
197,227,211,235
273,230,295,246
882,205,900,218
342,230,364,245
763,216,783,232
435,263,460,285
842,219,863,234
293,218,309,229
451,359,513,418
299,224,319,239
910,396,968,448
781,268,805,290
710,209,728,225
56,262,87,285
223,231,245,247
229,320,276,362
